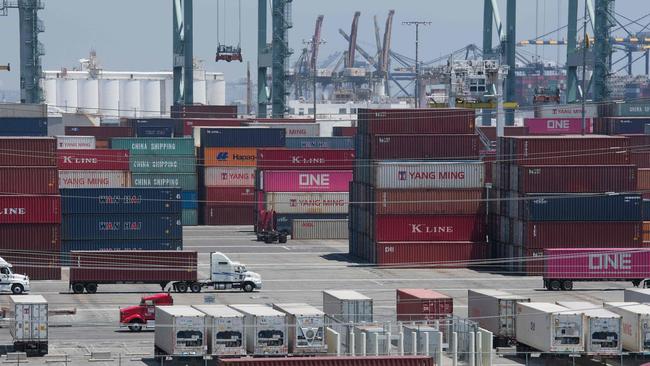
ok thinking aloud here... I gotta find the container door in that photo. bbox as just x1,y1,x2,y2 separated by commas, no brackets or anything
32,304,47,341
15,304,29,340
214,318,243,354
641,318,650,352
295,316,324,348
499,299,516,338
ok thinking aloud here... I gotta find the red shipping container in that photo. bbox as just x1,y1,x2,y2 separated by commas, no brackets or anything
396,288,453,321
374,189,484,215
0,224,60,250
375,215,486,242
333,126,357,136
515,221,641,249
171,105,237,119
204,187,256,205
251,118,315,123
183,119,244,136
219,356,433,366
623,134,650,151
639,169,650,191
631,151,650,168
514,165,637,193
0,137,56,166
0,167,58,195
507,135,630,165
203,205,254,225
476,126,529,141
257,149,355,170
370,134,480,159
65,126,134,138
0,196,61,224
544,248,650,281
376,241,488,266
57,149,130,170
483,155,496,184
358,108,475,135
2,251,61,280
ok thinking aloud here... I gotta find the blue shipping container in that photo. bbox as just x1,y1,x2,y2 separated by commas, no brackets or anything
135,126,174,138
612,119,650,134
276,213,348,235
0,117,48,136
130,118,183,136
61,188,182,214
521,194,642,221
200,128,285,148
285,137,354,149
62,214,182,240
182,191,198,209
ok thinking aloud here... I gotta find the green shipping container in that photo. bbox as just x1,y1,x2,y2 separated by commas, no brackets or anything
131,173,198,190
130,155,197,173
614,102,650,117
182,209,198,226
111,137,195,156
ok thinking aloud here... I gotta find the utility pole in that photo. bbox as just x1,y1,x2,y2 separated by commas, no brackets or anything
403,21,431,108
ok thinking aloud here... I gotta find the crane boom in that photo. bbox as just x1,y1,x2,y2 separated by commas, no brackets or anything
310,15,324,71
374,15,383,65
381,10,395,74
346,11,361,68
339,29,377,67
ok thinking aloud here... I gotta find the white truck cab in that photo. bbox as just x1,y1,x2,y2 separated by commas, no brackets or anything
210,252,262,292
0,257,30,294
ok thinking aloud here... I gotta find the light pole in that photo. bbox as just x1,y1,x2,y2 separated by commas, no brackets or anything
403,21,431,108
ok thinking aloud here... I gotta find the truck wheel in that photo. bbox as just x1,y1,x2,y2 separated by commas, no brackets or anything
190,283,202,293
279,235,287,244
264,236,273,244
85,283,98,294
176,282,188,293
128,321,143,332
72,283,85,294
242,282,255,293
549,280,562,291
11,284,24,295
633,280,642,287
561,280,573,291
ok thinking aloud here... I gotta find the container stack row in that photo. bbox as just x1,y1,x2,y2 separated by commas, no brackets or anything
491,135,642,274
0,137,61,280
350,108,488,265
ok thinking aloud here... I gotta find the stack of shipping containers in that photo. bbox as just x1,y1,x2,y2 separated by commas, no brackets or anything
64,126,134,149
350,108,487,266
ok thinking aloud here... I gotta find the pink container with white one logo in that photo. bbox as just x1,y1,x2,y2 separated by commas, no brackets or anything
262,170,352,192
544,248,650,280
525,118,593,134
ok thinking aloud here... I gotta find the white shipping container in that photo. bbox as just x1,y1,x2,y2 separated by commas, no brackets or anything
8,295,48,347
624,288,650,303
353,324,389,356
402,324,441,356
58,170,130,188
535,104,597,118
154,306,206,357
373,161,484,189
467,289,530,339
272,303,327,354
292,219,348,240
605,302,650,353
250,123,320,137
515,302,584,353
265,192,348,214
204,167,255,187
192,305,246,356
56,135,96,150
323,290,373,324
229,304,288,355
557,301,622,355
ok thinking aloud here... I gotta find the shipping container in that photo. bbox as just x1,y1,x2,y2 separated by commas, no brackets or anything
65,126,133,138
59,170,130,188
192,305,246,356
252,118,315,124
135,125,174,138
631,151,650,168
524,118,592,134
7,295,48,354
372,161,484,189
111,137,194,156
57,149,130,170
1,251,60,280
332,126,357,137
291,219,348,239
0,167,58,195
624,288,650,303
129,155,196,173
368,134,480,159
357,108,475,135
203,147,257,167
60,188,181,214
535,104,598,118
229,304,288,355
353,325,390,356
375,241,488,266
0,117,47,136
0,196,60,224
476,126,529,140
374,215,485,242
182,209,198,226
183,119,243,136
556,301,622,355
247,123,319,137
61,240,182,253
0,224,60,251
597,118,650,134
257,149,355,170
505,135,629,165
204,187,255,205
515,302,584,353
514,221,641,249
131,173,197,190
611,102,650,117
638,169,650,192
286,137,354,149
203,205,254,225
265,192,348,214
182,191,198,209
275,213,347,235
322,290,373,324
171,105,237,119
205,167,255,187
467,289,530,339
512,165,637,193
199,128,285,148
396,289,452,321
155,306,206,357
56,135,95,150
218,357,434,366
375,189,484,215
0,137,56,166
516,194,642,221
62,214,182,240
125,118,183,137
604,302,650,353
272,303,327,354
261,170,352,192
0,103,46,118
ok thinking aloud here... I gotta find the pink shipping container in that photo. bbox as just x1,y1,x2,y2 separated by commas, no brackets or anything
261,170,352,192
374,189,484,215
396,288,453,321
376,241,488,266
204,167,256,187
257,149,355,170
57,149,130,170
0,137,56,166
0,167,58,195
374,215,486,242
524,118,593,134
370,134,480,159
0,196,61,224
506,135,629,165
58,170,130,188
513,165,637,193
204,187,255,205
219,356,434,366
358,108,475,135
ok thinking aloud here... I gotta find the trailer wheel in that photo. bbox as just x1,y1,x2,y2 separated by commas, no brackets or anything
10,284,23,295
190,282,202,293
72,283,85,294
264,236,273,244
176,282,188,293
242,282,255,293
279,234,287,244
85,283,98,294
561,280,573,291
549,280,561,291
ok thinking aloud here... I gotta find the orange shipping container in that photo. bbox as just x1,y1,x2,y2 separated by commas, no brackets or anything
203,147,258,167
639,169,650,191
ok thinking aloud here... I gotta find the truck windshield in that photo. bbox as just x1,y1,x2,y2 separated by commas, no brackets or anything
0,267,12,275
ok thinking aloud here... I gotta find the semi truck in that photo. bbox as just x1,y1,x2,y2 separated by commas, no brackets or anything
119,293,174,332
0,257,30,294
69,251,262,294
543,248,650,291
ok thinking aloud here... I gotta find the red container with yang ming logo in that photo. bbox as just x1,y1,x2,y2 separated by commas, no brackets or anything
257,149,355,170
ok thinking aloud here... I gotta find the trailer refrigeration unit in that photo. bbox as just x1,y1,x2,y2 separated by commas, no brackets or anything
8,295,48,355
272,303,327,355
556,301,622,355
192,305,246,357
515,302,584,354
229,304,289,356
467,289,530,346
154,306,206,357
605,302,650,353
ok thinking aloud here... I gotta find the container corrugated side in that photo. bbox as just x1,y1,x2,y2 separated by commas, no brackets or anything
373,162,484,189
204,167,255,187
2,251,61,280
544,248,650,280
358,108,475,135
62,214,182,240
57,149,130,170
131,173,197,190
199,128,285,148
217,356,434,366
59,170,130,189
0,196,61,224
182,209,198,226
203,147,257,167
183,119,243,136
129,155,196,173
374,189,484,215
0,117,47,136
110,137,195,156
285,137,354,149
514,221,641,248
182,191,198,209
376,242,488,266
291,219,348,239
517,194,642,221
56,136,96,150
204,187,255,205
332,127,357,137
65,126,133,138
62,240,182,253
0,167,58,194
276,213,347,235
60,188,181,214
247,123,320,137
262,170,352,192
202,205,254,225
0,224,60,251
396,289,453,321
265,192,348,214
257,149,355,170
513,165,637,193
509,135,630,165
0,137,56,166
171,104,237,119
374,215,486,242
370,134,480,159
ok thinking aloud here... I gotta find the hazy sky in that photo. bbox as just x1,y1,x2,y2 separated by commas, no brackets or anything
0,0,644,91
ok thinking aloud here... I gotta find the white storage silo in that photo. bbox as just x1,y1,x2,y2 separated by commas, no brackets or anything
78,79,99,114
207,74,226,105
100,79,120,118
162,79,173,113
43,78,57,108
57,79,78,113
141,80,162,117
119,79,141,118
193,79,207,105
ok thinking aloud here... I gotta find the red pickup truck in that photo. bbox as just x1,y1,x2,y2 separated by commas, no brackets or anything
119,293,173,331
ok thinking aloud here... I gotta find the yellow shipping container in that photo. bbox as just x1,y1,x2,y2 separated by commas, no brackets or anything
203,147,257,167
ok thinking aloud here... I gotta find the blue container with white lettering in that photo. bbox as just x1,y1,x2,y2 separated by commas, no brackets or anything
62,214,182,240
61,188,181,214
182,191,198,209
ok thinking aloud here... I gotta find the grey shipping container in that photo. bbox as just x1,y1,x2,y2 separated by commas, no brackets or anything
192,305,246,357
182,209,198,226
199,128,286,148
323,290,373,324
467,289,530,339
154,306,206,357
229,304,289,355
8,295,48,355
285,137,354,149
291,219,348,239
